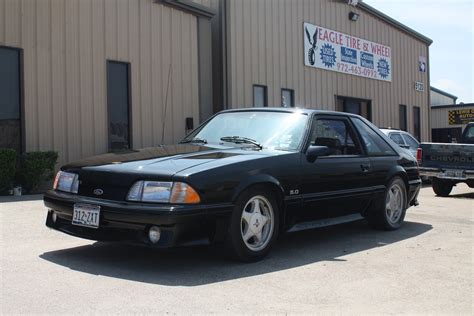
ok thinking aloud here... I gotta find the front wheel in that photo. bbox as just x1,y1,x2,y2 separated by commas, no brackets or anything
226,187,279,262
368,177,407,230
432,178,453,197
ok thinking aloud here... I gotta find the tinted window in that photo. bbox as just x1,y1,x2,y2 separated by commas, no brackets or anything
402,134,419,149
389,133,405,145
399,105,407,131
309,118,362,156
0,47,21,152
352,118,396,156
107,61,131,151
281,89,294,108
253,85,267,107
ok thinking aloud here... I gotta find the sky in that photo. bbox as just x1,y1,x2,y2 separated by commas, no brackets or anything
364,0,474,103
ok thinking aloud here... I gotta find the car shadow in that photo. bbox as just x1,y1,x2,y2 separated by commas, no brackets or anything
446,192,474,199
40,220,432,286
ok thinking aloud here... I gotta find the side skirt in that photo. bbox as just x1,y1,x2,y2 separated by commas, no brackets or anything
286,213,364,233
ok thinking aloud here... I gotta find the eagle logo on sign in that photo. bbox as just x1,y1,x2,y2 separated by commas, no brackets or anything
305,27,318,66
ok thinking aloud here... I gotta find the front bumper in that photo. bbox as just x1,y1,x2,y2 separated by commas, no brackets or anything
44,190,233,247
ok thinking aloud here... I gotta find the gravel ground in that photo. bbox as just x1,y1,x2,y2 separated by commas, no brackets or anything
1,184,473,314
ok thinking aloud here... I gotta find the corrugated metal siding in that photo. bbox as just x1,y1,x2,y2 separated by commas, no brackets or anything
225,0,431,141
431,90,456,106
431,105,474,129
0,0,199,166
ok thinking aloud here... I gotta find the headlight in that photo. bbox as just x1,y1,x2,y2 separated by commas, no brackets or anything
126,181,201,204
53,171,79,194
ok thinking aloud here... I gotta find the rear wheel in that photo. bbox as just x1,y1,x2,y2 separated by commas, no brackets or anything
226,186,279,262
368,177,407,230
432,178,453,197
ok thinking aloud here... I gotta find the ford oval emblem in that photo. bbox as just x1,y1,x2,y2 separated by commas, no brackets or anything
93,189,104,196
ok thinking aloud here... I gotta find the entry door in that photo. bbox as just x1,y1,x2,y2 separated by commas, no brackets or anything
298,116,372,222
0,47,21,152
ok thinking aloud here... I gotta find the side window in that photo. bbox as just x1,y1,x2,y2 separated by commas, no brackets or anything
389,133,405,146
402,134,419,150
309,118,362,156
352,118,396,156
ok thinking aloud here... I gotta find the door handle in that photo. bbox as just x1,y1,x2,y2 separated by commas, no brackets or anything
360,164,370,172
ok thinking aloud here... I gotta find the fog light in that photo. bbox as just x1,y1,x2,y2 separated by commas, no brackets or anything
148,226,161,244
51,211,58,223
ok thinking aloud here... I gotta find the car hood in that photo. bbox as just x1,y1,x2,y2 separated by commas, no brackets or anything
63,144,270,178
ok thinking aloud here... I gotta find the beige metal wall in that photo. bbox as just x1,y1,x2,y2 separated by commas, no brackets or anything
0,0,200,166
224,0,431,141
431,105,474,129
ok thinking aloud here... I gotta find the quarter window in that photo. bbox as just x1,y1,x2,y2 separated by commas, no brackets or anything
389,133,405,146
402,134,419,149
309,118,362,156
352,118,396,156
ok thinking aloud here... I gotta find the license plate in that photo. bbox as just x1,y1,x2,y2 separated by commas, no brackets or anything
442,169,465,179
72,204,100,229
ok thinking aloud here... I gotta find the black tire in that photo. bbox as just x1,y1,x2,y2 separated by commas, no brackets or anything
432,178,453,197
308,48,316,65
225,186,279,262
368,177,407,231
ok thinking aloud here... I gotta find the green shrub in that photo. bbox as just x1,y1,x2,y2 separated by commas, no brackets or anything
0,148,17,193
18,151,58,192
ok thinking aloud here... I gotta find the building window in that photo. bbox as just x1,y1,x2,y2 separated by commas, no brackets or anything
413,106,421,141
253,85,267,107
281,88,294,108
336,96,372,121
399,105,407,131
0,47,22,153
107,61,131,151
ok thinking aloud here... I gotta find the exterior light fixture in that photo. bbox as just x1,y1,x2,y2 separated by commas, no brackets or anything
349,11,360,22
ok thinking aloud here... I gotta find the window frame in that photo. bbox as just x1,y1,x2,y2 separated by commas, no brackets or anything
399,104,407,132
106,60,132,152
389,132,406,146
304,114,365,158
0,45,25,153
253,85,268,107
281,88,295,108
413,106,421,141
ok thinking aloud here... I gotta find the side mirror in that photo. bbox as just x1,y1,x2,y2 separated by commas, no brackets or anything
306,145,331,162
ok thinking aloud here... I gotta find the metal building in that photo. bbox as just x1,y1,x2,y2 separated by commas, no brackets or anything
430,87,458,106
0,0,432,165
431,104,474,143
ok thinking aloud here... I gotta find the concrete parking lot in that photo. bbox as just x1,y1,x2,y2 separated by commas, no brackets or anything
1,185,473,314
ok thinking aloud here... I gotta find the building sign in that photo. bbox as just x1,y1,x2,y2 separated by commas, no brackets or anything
419,56,427,73
304,22,392,82
449,109,474,125
415,81,424,92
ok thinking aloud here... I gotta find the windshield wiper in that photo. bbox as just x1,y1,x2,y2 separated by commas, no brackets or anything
180,137,208,144
220,136,263,150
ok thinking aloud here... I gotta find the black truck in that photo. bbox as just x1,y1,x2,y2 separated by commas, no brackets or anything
419,122,474,196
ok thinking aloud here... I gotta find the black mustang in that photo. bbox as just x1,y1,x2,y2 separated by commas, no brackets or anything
44,108,421,261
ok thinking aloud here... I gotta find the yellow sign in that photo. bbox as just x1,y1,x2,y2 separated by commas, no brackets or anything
448,109,474,125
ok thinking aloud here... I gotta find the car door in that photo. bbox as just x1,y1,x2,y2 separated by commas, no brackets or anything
297,115,372,223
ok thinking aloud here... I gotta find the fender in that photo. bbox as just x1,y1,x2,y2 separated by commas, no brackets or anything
231,173,286,203
386,165,409,186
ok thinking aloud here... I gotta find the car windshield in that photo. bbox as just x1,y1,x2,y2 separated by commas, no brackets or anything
183,111,308,151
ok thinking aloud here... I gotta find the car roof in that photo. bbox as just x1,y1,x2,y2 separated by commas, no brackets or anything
219,107,363,118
